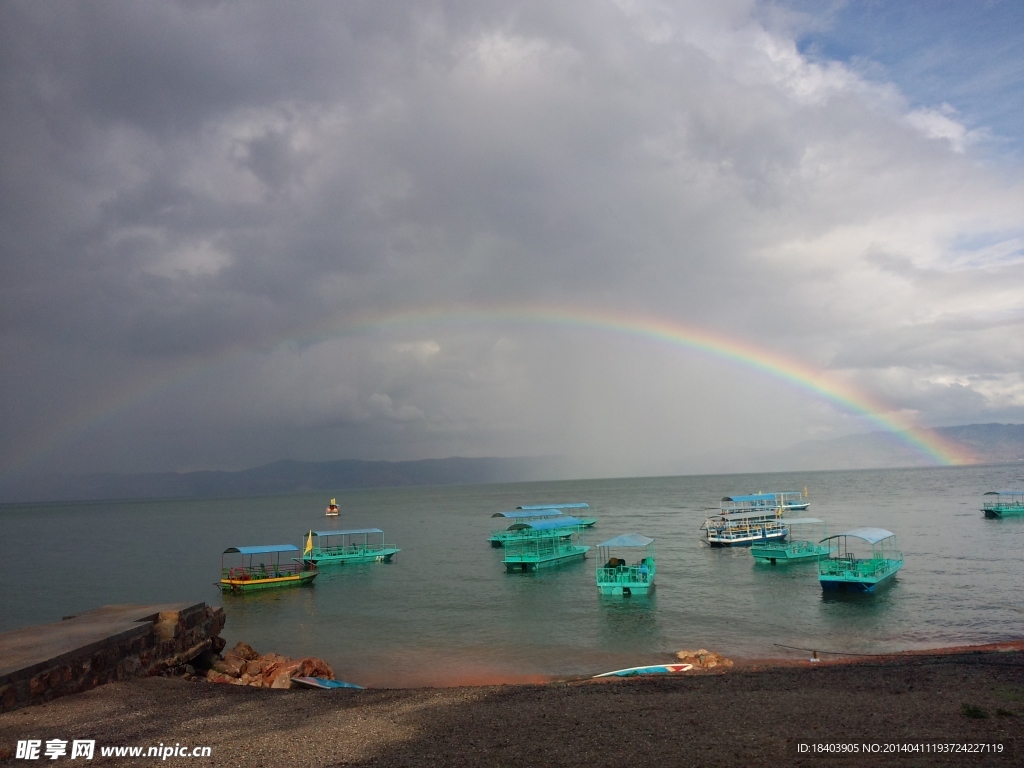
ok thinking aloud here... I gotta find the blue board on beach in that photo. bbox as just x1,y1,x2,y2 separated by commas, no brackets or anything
592,663,693,678
291,676,364,690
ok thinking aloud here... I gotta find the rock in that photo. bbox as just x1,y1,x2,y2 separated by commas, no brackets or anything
675,648,733,669
211,657,244,678
270,674,294,689
245,660,261,676
259,653,287,672
266,659,303,686
298,657,335,679
184,664,196,676
231,641,260,661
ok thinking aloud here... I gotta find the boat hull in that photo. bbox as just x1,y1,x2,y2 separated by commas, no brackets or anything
304,547,400,565
220,569,318,593
596,580,654,596
983,508,1024,518
707,529,787,547
504,546,589,573
818,560,902,593
593,663,692,678
751,541,828,564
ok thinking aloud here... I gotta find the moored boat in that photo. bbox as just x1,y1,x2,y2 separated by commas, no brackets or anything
719,490,809,514
596,534,655,596
981,490,1024,518
300,529,400,565
817,528,903,593
220,545,318,593
517,502,598,527
750,518,828,564
701,510,788,547
502,517,590,573
488,509,564,547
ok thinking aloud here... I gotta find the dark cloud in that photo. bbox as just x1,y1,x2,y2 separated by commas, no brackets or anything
1,0,1022,478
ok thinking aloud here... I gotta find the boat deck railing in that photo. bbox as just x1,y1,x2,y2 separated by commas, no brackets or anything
756,539,820,554
504,538,584,561
983,501,1024,512
221,563,309,581
818,554,903,579
314,544,393,556
707,522,787,540
596,564,654,584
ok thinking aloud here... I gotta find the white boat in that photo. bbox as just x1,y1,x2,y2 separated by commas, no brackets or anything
325,498,339,516
701,509,788,547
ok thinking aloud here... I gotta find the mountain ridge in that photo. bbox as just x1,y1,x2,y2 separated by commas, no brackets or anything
1,423,1021,503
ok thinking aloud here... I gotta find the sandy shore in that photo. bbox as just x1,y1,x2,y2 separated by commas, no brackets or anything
2,643,1022,767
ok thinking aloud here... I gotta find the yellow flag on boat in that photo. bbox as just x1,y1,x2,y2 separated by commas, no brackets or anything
304,531,313,555
330,498,336,505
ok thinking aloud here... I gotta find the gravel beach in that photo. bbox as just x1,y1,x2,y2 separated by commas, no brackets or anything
2,645,1022,767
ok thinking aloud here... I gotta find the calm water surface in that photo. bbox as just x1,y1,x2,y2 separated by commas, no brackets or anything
2,464,1022,686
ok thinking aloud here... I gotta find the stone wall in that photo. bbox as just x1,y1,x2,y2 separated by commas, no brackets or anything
0,603,225,712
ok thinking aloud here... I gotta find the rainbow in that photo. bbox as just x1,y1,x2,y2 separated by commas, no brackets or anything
0,304,973,477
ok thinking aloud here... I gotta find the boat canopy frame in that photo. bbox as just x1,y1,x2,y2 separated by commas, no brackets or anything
491,509,564,519
516,502,590,511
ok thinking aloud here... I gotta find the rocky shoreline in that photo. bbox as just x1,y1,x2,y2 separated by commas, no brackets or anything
2,641,1022,767
184,640,335,689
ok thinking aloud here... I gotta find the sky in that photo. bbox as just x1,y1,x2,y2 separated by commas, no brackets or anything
1,0,1022,481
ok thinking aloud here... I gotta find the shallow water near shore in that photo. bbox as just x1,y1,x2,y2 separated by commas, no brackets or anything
2,463,1023,686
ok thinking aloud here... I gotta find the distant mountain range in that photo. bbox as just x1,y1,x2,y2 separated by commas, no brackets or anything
1,423,1021,503
0,456,564,503
765,422,1024,472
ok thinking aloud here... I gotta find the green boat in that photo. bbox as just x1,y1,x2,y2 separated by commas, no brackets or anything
982,490,1024,518
596,534,655,596
489,509,565,547
818,528,903,593
220,544,318,593
502,517,590,573
516,503,597,527
300,528,400,565
750,518,828,564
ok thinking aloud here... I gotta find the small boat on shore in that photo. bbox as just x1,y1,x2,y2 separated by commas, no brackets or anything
596,534,655,596
325,498,340,516
981,490,1024,518
300,529,400,565
750,518,828,564
220,545,318,593
517,503,598,527
701,510,788,547
593,663,692,678
502,517,590,573
291,676,364,690
817,528,903,593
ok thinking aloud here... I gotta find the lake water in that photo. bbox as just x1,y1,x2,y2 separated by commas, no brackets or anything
2,464,1022,687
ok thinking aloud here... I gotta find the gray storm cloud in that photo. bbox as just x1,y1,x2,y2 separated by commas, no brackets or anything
1,0,1022,478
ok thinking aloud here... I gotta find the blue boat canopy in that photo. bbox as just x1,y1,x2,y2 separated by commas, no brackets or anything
223,544,299,555
824,528,895,544
491,510,563,519
508,516,584,531
516,502,590,510
597,534,654,548
721,493,777,502
310,528,383,537
984,490,1024,496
